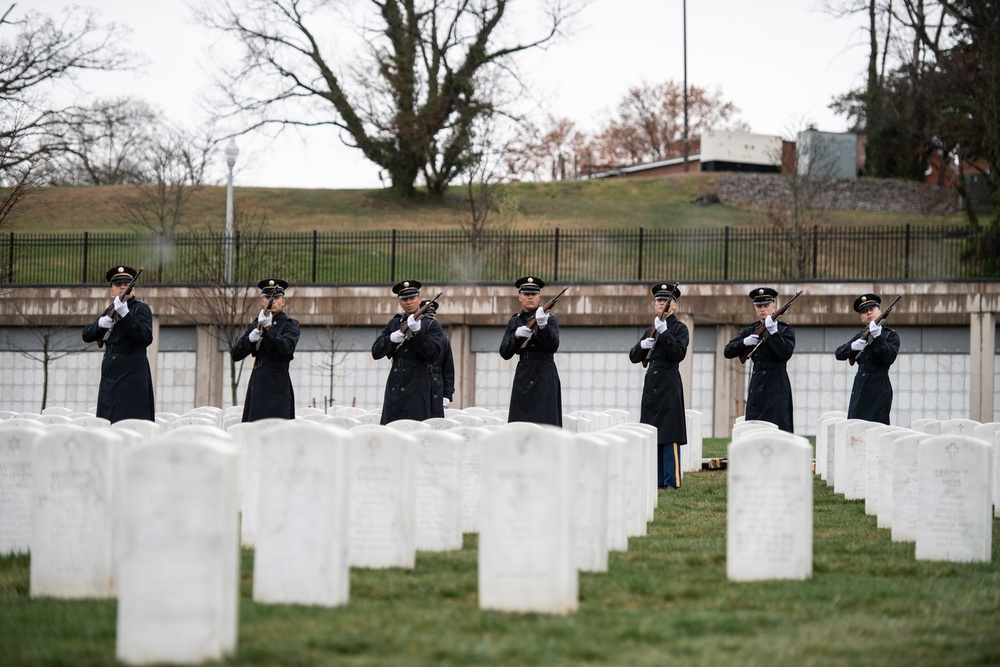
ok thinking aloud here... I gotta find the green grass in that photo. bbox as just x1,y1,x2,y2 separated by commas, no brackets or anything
2,437,997,666
9,176,965,233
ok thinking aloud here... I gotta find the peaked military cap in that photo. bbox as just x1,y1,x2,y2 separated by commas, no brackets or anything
106,265,138,284
749,287,779,305
651,282,681,300
257,278,288,297
392,279,422,298
854,293,881,313
515,276,544,294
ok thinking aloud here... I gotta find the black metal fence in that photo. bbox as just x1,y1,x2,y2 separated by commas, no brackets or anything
2,225,997,285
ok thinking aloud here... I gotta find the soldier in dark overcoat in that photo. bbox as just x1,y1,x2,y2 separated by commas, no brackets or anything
499,276,563,427
723,287,796,433
834,293,900,424
231,278,300,422
628,282,688,488
372,280,447,424
421,299,456,410
82,265,155,423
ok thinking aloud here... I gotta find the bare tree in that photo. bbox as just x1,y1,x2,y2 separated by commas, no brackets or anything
506,116,590,181
757,126,840,280
1,290,89,411
181,206,284,406
588,80,748,169
117,124,216,236
45,97,159,185
0,3,130,227
201,0,578,199
453,114,522,281
308,323,350,412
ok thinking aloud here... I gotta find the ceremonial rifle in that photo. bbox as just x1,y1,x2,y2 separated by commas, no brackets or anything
96,268,143,349
395,291,444,350
515,286,569,353
254,289,278,351
739,290,803,364
849,295,902,366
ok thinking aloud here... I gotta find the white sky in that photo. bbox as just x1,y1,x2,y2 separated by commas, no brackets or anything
28,0,869,189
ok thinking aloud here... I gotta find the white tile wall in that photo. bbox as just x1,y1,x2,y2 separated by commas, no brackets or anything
156,351,196,414
0,351,100,413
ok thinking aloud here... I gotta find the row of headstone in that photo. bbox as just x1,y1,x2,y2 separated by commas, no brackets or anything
815,413,996,563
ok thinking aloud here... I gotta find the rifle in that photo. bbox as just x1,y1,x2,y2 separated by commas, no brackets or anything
641,286,679,368
96,268,143,349
515,286,569,353
254,289,277,351
738,289,803,364
395,291,444,350
849,295,901,366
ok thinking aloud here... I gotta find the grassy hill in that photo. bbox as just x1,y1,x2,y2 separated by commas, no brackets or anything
8,175,965,234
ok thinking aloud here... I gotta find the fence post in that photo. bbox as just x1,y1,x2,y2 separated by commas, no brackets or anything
904,224,911,280
312,230,318,283
553,228,560,281
637,227,644,281
723,226,730,281
390,229,397,282
812,225,819,279
7,232,13,283
82,231,89,283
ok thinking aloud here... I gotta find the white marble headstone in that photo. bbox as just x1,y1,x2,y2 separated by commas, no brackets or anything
253,422,352,606
971,422,1000,518
115,432,239,665
842,420,876,501
451,426,486,534
833,419,865,496
478,424,577,614
412,429,463,552
727,430,813,581
30,425,118,598
863,425,895,515
891,433,924,542
684,409,704,473
0,424,45,554
915,435,992,562
573,434,610,572
876,429,915,530
347,427,417,568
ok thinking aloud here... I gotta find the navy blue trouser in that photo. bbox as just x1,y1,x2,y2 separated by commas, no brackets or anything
658,442,681,488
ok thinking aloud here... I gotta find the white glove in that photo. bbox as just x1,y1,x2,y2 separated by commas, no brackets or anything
654,317,667,334
248,328,261,343
390,330,406,344
534,307,549,328
443,397,450,407
764,315,777,334
743,334,760,347
640,337,656,350
850,338,867,352
868,320,882,338
407,314,422,333
113,296,129,318
257,309,272,329
515,325,533,339
98,315,115,329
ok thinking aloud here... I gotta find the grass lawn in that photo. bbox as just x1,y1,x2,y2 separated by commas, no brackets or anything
1,437,997,666
9,176,965,233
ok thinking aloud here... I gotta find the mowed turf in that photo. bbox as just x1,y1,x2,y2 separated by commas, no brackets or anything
1,438,997,666
9,176,964,233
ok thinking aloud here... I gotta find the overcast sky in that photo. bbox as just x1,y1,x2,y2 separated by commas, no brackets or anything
29,0,869,190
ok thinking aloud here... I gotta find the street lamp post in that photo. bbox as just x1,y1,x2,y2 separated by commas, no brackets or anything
224,140,240,284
